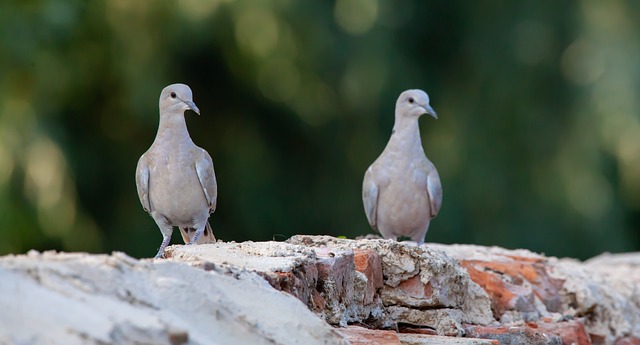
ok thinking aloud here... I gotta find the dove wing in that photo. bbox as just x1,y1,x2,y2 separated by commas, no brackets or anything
426,160,442,218
195,147,218,213
135,154,151,213
362,166,379,230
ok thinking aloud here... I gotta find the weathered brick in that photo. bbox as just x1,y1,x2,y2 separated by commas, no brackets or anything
533,320,591,345
464,324,563,345
398,326,438,335
461,262,536,318
339,326,401,345
615,337,640,345
353,249,383,304
398,333,499,344
314,248,355,325
398,274,434,300
589,333,606,345
259,263,317,305
311,289,325,312
315,248,354,299
386,306,464,336
460,257,564,319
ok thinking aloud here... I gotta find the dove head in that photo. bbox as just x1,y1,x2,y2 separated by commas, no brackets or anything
396,89,437,120
159,83,200,116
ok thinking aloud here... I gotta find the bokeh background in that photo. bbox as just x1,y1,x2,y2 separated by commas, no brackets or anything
1,1,639,260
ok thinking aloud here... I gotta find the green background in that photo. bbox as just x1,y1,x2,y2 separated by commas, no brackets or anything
1,1,639,260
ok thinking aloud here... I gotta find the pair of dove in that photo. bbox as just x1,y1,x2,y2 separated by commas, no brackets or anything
136,84,442,258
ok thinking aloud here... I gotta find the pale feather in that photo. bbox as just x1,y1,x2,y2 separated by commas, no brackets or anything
362,166,379,230
195,148,218,213
135,155,151,212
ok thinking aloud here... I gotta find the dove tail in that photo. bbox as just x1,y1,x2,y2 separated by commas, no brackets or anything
204,221,216,242
178,222,216,244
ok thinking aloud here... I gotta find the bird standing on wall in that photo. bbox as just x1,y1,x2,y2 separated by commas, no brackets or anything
362,89,442,245
136,83,218,258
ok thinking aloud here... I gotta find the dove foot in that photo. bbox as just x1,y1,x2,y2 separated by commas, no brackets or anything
154,234,172,259
189,227,205,244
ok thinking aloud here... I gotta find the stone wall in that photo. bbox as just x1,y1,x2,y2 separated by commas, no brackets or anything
1,236,639,344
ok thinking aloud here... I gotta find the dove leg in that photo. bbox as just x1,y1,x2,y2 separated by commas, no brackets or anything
151,212,173,259
412,223,430,246
189,223,205,244
188,219,208,244
154,235,172,259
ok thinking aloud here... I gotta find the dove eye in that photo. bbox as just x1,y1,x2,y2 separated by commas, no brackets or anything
170,92,177,99
408,97,414,104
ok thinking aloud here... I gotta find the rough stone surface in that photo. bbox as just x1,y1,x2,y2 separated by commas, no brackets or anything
286,235,495,333
398,334,498,345
166,241,319,305
0,250,347,345
3,236,640,345
398,326,438,336
614,337,640,345
535,320,592,345
386,306,467,336
353,249,384,304
314,248,356,324
464,324,563,345
340,326,499,345
430,244,640,344
339,326,402,345
168,241,384,326
553,257,640,344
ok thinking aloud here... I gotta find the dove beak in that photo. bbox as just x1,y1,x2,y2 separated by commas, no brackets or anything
424,104,437,119
184,100,200,115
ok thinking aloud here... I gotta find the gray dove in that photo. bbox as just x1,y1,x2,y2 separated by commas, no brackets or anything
362,89,442,245
136,83,218,258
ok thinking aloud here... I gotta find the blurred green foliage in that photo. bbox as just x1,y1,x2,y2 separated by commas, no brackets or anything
1,0,639,260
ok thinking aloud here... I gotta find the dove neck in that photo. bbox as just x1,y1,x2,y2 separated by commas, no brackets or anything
390,118,423,151
155,113,192,143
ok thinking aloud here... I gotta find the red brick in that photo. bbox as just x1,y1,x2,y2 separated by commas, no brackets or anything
339,326,401,345
395,275,434,300
535,320,592,345
397,325,438,335
460,258,564,317
399,333,500,344
353,249,383,303
615,337,640,345
258,261,318,305
315,248,354,298
504,255,545,263
590,333,606,345
311,289,325,311
464,324,563,345
462,263,536,317
262,271,308,302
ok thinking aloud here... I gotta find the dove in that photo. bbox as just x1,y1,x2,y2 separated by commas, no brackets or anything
136,83,218,258
362,89,442,245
